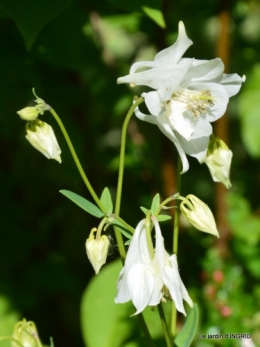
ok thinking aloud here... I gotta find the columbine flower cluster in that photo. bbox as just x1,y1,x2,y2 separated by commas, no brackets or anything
118,21,245,173
115,217,193,315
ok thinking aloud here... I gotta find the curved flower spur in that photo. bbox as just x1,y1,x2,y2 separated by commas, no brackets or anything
117,21,245,173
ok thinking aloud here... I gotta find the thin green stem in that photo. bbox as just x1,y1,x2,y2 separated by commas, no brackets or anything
158,304,173,347
171,155,182,337
115,96,144,215
113,96,144,261
137,314,157,347
50,108,106,213
112,214,135,234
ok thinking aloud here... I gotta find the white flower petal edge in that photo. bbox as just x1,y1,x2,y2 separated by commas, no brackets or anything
115,218,193,315
117,21,245,173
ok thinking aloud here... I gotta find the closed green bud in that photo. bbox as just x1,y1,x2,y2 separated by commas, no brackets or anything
180,194,219,237
17,107,39,121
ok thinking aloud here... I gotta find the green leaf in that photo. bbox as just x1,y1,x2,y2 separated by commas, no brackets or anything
111,219,132,240
157,214,171,222
105,0,165,28
142,6,165,28
151,193,160,215
0,0,72,49
239,64,260,157
140,206,148,214
100,187,113,214
60,190,104,218
174,304,199,347
81,260,136,347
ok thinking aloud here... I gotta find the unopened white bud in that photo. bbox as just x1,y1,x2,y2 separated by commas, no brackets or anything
205,135,232,189
86,228,110,274
25,120,61,163
180,194,219,237
12,319,40,347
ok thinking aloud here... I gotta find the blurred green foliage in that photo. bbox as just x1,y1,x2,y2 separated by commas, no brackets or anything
0,0,260,346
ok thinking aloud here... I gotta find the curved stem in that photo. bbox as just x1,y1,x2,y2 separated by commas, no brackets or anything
112,214,135,234
50,108,106,213
158,304,173,347
137,314,157,347
171,155,182,337
115,96,144,215
113,96,144,260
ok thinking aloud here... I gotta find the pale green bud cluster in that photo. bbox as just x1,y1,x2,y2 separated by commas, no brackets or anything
205,135,233,189
86,228,110,274
17,89,62,163
180,194,219,237
12,319,41,347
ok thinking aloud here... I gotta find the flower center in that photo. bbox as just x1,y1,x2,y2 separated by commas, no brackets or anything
172,89,215,118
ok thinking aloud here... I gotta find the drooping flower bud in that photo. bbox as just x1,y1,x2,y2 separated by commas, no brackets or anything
180,194,219,237
86,228,110,274
205,135,233,189
25,120,61,163
12,319,40,347
17,107,39,121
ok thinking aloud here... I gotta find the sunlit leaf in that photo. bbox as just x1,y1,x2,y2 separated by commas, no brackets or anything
60,190,104,218
105,0,165,28
174,304,199,347
157,214,171,222
81,260,136,347
100,187,113,214
151,193,160,215
140,206,148,214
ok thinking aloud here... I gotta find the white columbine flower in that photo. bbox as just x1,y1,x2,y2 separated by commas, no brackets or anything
115,217,193,315
204,135,233,188
25,120,62,163
117,21,245,173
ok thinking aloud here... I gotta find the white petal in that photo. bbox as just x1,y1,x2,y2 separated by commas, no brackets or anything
117,62,192,92
143,91,164,116
128,264,154,315
163,265,186,315
189,116,212,139
167,101,196,140
175,132,210,163
156,113,189,173
168,255,193,308
220,73,245,97
115,267,131,303
181,58,224,87
123,220,147,274
155,21,193,66
134,106,157,125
